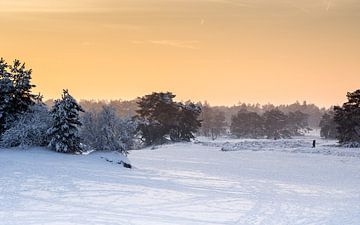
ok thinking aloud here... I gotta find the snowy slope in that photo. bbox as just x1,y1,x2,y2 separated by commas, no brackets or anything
1,138,360,225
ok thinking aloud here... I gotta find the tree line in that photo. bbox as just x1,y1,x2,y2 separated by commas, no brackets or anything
0,58,202,154
199,105,310,139
70,99,325,141
205,101,325,128
1,58,359,153
230,109,310,139
69,99,325,132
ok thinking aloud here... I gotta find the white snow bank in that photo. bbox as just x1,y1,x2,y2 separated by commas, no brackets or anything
129,143,360,225
197,137,360,158
1,141,360,225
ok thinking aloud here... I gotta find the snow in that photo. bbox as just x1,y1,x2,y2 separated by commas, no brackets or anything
1,136,360,225
198,137,360,158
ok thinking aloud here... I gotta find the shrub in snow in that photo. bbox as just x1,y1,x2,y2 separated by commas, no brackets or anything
47,89,84,153
0,104,51,148
81,105,137,155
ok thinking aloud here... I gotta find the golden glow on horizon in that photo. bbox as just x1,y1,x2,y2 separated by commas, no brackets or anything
1,0,359,107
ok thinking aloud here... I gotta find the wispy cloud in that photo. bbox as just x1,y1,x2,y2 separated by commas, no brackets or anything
324,0,332,11
288,2,311,14
132,40,200,49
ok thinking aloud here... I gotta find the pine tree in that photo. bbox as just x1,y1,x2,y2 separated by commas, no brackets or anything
210,110,227,140
9,60,38,114
135,92,178,145
198,102,213,137
263,109,290,139
199,103,227,140
0,58,38,135
0,58,14,134
135,92,202,145
230,109,264,138
286,111,310,136
319,109,338,139
334,89,360,146
47,90,84,153
171,102,202,142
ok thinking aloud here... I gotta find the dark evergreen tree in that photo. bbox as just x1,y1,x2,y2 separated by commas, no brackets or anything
319,109,338,139
198,102,213,137
47,90,84,153
0,58,38,136
334,90,360,146
210,110,227,140
170,102,202,142
198,103,227,139
135,92,178,145
0,58,14,135
135,92,201,145
263,109,290,139
286,110,310,136
10,60,38,114
230,109,264,138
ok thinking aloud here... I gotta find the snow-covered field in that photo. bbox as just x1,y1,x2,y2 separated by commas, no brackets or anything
1,135,360,225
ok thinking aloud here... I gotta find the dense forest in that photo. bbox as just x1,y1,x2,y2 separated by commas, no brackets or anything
45,98,326,132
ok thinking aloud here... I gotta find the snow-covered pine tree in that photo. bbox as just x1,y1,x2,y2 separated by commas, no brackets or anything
0,58,38,136
9,59,38,115
47,89,84,153
0,58,14,135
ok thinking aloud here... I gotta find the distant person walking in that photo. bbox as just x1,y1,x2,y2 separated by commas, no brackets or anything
312,140,316,148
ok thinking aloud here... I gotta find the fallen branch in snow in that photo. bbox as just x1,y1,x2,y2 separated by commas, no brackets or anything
100,156,132,169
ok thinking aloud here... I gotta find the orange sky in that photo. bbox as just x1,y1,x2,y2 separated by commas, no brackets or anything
0,0,359,107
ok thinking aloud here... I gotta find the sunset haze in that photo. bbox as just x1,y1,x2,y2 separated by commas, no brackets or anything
1,0,359,107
